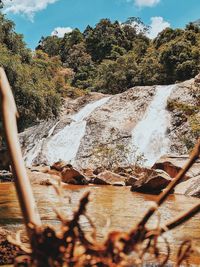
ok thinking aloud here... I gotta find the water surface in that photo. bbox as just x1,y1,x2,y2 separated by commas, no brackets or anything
0,183,200,265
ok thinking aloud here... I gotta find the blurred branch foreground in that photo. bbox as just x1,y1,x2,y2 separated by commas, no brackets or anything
0,67,200,266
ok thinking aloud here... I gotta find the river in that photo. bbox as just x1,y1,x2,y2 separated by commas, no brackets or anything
0,183,200,265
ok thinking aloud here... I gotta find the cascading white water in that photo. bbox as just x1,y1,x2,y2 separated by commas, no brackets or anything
131,85,175,167
24,97,110,167
43,97,110,165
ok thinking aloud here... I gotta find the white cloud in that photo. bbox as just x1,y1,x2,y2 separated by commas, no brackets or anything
3,0,59,21
147,17,170,39
134,0,160,7
51,27,73,38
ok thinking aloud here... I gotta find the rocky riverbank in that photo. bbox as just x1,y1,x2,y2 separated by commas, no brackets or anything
0,151,199,197
12,153,197,198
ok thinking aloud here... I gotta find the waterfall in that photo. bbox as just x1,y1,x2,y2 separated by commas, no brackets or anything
25,97,110,166
131,85,175,167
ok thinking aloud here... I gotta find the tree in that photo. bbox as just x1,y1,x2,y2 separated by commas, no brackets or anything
0,13,63,131
35,17,200,93
36,36,61,57
60,29,83,63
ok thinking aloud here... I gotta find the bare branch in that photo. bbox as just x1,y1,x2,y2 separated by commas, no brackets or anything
0,68,41,236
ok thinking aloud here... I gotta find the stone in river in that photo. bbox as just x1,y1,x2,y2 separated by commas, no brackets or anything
61,166,88,185
131,169,172,194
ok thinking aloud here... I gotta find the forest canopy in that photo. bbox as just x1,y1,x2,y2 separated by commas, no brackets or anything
37,19,200,94
0,12,74,131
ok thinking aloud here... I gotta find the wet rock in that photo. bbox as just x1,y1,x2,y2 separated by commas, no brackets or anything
131,169,172,194
113,166,134,176
30,165,50,173
82,168,95,177
175,175,200,198
125,176,138,186
90,177,109,185
51,161,71,172
61,166,88,185
94,171,126,186
93,166,106,175
112,181,126,186
0,171,13,182
153,155,200,180
28,170,59,186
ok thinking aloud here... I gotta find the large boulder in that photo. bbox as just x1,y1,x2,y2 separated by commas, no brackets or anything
61,166,88,185
131,169,172,194
152,155,200,180
175,175,200,198
92,170,127,186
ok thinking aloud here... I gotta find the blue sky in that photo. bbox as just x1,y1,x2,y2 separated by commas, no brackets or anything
3,0,200,49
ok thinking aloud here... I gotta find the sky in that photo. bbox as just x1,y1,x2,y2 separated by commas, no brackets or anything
2,0,200,49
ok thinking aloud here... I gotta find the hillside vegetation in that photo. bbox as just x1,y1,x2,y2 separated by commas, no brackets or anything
38,18,200,94
0,14,89,137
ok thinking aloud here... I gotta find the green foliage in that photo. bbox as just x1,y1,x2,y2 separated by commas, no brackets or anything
34,18,200,95
92,142,146,169
93,53,139,94
37,18,150,91
0,14,64,131
189,114,200,137
36,36,61,57
167,100,199,115
92,143,131,169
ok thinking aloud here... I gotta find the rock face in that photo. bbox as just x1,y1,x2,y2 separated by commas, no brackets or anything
20,88,155,168
19,79,199,169
76,86,156,168
167,78,200,154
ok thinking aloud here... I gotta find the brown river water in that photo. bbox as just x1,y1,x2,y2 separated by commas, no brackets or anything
0,183,200,266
